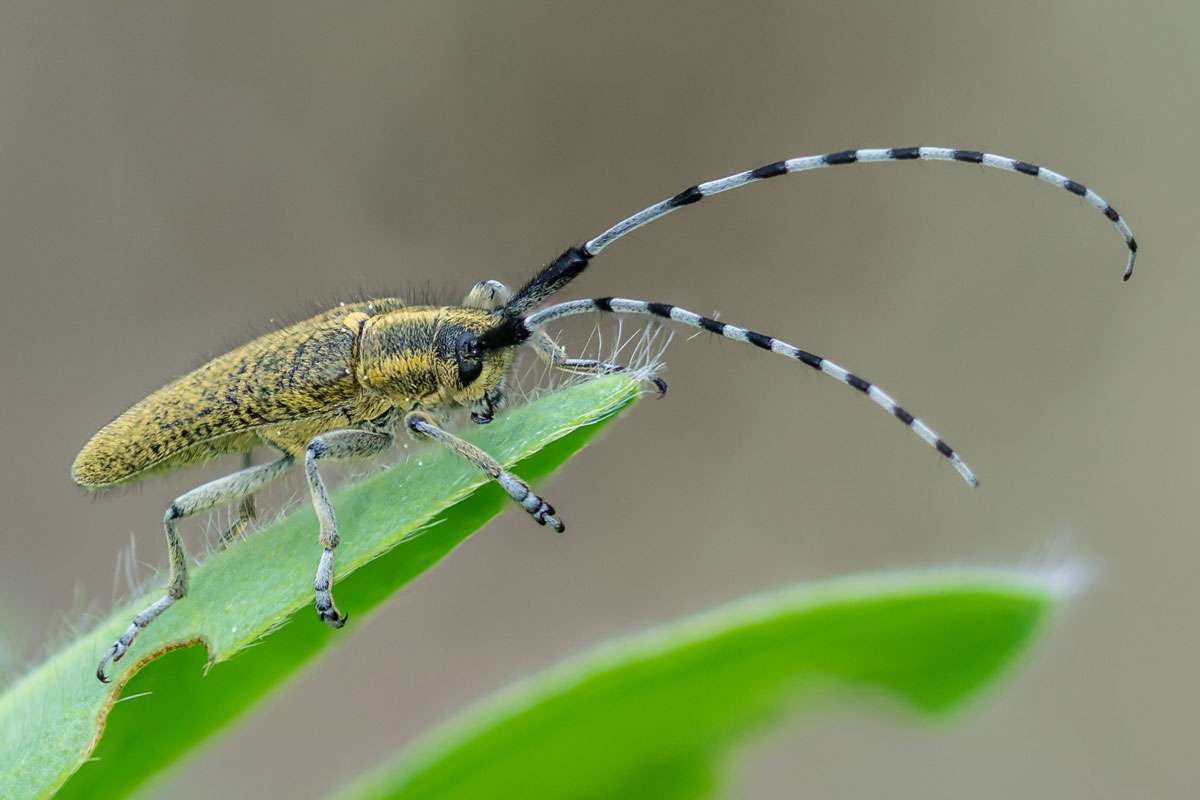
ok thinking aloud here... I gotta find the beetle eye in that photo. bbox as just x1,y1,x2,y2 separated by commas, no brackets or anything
455,332,483,385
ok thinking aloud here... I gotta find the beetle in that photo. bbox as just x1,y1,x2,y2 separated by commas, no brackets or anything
75,145,1136,681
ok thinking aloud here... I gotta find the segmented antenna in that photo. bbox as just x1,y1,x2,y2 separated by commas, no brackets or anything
518,297,979,487
584,146,1137,280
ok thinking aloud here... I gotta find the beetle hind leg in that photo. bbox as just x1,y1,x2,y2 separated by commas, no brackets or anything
96,454,294,682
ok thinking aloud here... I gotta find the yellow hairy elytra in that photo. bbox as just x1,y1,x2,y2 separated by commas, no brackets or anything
73,300,509,488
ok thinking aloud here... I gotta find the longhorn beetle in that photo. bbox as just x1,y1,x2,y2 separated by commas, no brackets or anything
75,145,1137,682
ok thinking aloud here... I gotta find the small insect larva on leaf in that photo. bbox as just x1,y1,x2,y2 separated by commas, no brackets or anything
74,145,1136,681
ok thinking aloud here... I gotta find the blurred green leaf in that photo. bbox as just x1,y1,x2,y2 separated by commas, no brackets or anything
336,568,1069,800
0,375,641,800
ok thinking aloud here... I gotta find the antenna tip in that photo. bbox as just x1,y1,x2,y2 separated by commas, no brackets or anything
953,460,979,488
1123,243,1137,281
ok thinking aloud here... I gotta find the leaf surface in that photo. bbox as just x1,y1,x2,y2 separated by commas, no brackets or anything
0,376,641,800
336,568,1067,800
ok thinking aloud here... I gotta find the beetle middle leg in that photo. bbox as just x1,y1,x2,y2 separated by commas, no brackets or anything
304,428,394,629
96,454,294,682
405,410,563,531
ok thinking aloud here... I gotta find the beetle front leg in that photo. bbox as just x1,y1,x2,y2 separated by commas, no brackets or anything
304,429,394,628
405,410,564,531
530,334,667,396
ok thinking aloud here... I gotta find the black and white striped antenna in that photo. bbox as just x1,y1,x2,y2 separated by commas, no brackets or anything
519,296,979,487
481,145,1139,486
584,146,1137,276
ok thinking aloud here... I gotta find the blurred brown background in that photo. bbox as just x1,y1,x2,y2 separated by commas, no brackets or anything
0,1,1193,797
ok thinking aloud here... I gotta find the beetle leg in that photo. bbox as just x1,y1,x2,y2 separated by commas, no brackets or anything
530,335,668,396
469,387,505,425
97,454,294,682
405,410,564,532
218,452,259,550
304,428,394,629
218,494,258,550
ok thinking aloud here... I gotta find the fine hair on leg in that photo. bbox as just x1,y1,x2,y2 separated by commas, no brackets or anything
529,330,668,396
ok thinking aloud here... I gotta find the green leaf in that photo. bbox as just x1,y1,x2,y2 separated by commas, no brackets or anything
335,568,1072,800
0,375,642,800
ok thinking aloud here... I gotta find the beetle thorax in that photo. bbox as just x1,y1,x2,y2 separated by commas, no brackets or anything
356,307,514,409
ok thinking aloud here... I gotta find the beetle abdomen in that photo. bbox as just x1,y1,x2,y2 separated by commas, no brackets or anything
72,301,398,489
